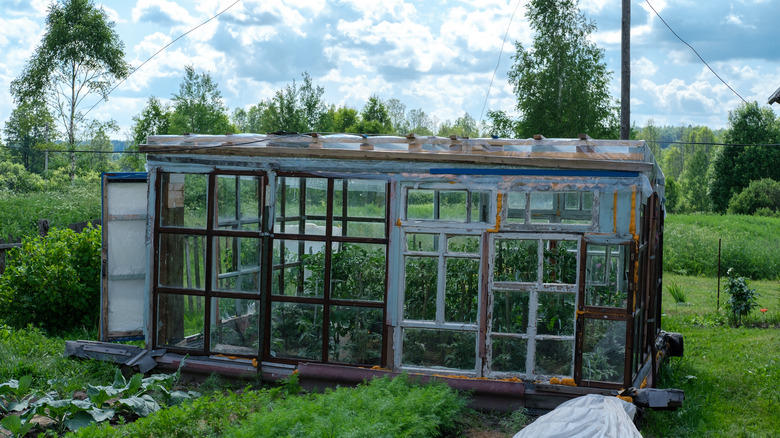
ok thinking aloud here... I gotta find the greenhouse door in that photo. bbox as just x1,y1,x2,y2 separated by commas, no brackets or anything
486,234,579,380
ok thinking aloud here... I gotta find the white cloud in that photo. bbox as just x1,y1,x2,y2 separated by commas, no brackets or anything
633,56,658,78
132,0,193,25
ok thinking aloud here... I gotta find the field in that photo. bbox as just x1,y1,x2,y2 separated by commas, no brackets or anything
642,274,780,437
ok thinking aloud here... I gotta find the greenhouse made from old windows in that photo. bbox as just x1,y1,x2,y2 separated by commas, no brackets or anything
103,133,682,409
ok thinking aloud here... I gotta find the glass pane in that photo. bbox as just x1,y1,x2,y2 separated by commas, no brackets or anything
333,179,386,219
530,192,553,210
404,257,437,321
491,291,530,334
406,233,437,252
491,337,527,373
304,178,328,216
536,293,575,336
272,239,325,297
210,298,259,355
470,191,491,223
158,234,206,290
506,192,526,223
494,239,538,282
276,177,300,232
331,243,386,301
535,339,574,377
439,190,467,221
343,221,385,239
447,235,479,254
157,294,204,350
585,244,629,308
402,328,476,370
329,305,383,365
270,302,323,360
445,258,479,324
583,319,627,383
543,240,577,284
217,175,261,231
214,236,261,293
407,189,434,220
160,173,208,229
530,192,554,223
564,192,580,210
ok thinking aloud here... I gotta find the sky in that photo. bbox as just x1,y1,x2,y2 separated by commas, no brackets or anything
1,0,779,140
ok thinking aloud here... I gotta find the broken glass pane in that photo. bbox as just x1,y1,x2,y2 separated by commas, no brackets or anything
210,297,259,355
157,294,204,350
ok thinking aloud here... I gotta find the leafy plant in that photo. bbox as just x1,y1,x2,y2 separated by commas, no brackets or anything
0,225,101,333
725,268,759,327
667,281,687,304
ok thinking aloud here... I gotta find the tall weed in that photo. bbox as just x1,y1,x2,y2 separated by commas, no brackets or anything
664,214,780,280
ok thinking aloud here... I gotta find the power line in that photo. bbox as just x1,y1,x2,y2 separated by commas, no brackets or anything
82,0,243,119
479,0,523,124
645,0,748,105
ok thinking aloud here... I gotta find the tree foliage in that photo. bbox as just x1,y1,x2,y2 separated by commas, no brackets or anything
491,0,616,139
10,0,129,181
727,178,780,216
169,65,234,135
710,102,780,213
3,100,56,174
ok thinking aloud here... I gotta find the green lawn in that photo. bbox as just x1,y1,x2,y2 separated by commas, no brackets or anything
641,274,780,437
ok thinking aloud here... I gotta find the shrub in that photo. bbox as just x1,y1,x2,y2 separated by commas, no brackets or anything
667,282,687,304
0,161,44,193
727,178,780,215
0,225,102,333
724,268,759,327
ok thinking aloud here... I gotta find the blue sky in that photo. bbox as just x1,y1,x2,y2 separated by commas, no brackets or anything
1,0,779,140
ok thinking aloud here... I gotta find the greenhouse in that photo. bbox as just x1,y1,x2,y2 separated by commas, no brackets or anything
120,133,682,409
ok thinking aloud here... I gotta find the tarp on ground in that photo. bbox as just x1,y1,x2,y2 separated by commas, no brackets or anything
513,394,640,438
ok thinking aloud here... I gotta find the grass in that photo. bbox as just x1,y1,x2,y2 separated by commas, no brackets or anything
0,184,101,239
640,274,780,437
664,214,780,280
0,325,118,390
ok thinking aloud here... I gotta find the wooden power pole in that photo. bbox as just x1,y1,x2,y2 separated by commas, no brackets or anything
621,0,631,140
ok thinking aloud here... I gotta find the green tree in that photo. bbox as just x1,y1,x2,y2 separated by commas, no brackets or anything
350,95,393,134
122,96,170,171
332,106,359,133
491,0,616,139
78,120,118,174
679,147,712,212
10,0,130,182
727,178,780,215
169,65,234,135
664,177,680,213
407,108,436,136
239,72,327,134
640,119,661,159
2,99,56,174
710,102,780,212
385,98,409,134
438,113,480,138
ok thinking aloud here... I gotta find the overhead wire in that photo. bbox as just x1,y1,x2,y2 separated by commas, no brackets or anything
82,0,243,119
479,0,523,124
645,0,748,105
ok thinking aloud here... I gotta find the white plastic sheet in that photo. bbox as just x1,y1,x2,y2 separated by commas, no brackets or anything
513,394,640,438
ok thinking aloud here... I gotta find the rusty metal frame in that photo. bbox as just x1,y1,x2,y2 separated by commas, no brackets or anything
151,170,267,358
264,172,391,367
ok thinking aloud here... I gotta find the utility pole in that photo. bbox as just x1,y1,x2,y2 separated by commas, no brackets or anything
621,0,631,140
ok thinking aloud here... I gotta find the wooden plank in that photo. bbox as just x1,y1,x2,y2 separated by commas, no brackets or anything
143,146,654,173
